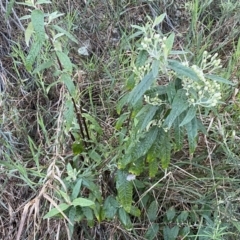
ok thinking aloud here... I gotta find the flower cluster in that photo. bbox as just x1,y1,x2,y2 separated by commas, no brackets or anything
144,94,163,106
182,52,222,107
139,34,167,60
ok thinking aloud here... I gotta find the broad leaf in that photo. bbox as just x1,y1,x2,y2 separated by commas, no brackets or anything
147,201,158,221
144,223,159,240
103,196,119,219
118,208,132,229
116,170,133,213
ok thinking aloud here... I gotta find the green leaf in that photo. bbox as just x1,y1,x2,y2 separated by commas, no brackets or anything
116,170,133,213
64,99,74,132
152,60,160,78
71,179,82,200
159,129,171,169
179,106,197,127
72,198,95,207
5,0,15,19
166,207,176,221
60,73,75,96
32,60,53,74
129,157,145,175
35,0,51,4
82,207,94,226
185,117,198,154
82,178,102,203
173,115,184,151
72,141,84,155
153,13,166,27
82,113,103,135
177,211,189,223
144,223,159,240
56,51,73,73
118,208,132,229
115,113,129,130
148,158,158,177
168,60,200,82
68,207,76,236
43,203,70,219
129,205,141,217
135,50,148,68
51,25,78,44
131,126,159,160
164,32,175,57
31,10,45,42
163,226,179,240
25,40,43,71
103,196,119,219
59,189,71,204
25,22,34,47
116,93,129,114
147,201,158,221
163,90,189,130
128,72,155,106
205,74,234,85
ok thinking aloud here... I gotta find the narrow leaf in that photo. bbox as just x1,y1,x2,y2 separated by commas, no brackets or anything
51,25,78,44
72,198,95,207
31,10,45,41
26,40,43,71
185,117,198,154
43,203,70,219
153,13,166,27
179,106,197,126
60,73,75,96
71,179,82,200
128,72,155,106
205,74,234,85
168,60,200,82
56,51,73,73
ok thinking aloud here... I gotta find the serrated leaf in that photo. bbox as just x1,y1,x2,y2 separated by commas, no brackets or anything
129,157,145,175
179,106,197,127
159,129,171,169
60,73,75,96
51,25,78,44
131,126,159,161
72,198,95,207
147,201,158,221
82,113,103,135
135,50,148,68
43,203,70,219
26,40,43,71
136,105,158,132
144,223,159,240
185,117,198,154
103,196,119,219
31,10,45,42
166,207,176,221
56,51,73,73
25,22,34,47
128,72,155,106
148,158,158,177
153,13,166,27
129,205,141,217
71,179,82,200
205,74,234,85
163,90,189,130
116,170,133,213
32,60,53,74
173,115,184,151
168,60,200,82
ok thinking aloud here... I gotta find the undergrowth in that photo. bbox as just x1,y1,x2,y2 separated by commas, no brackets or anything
0,0,240,239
